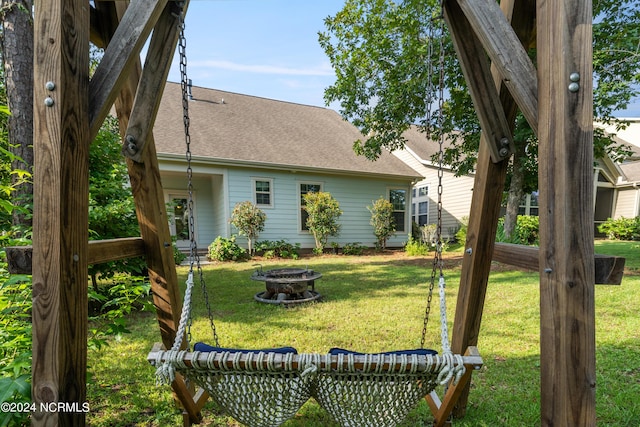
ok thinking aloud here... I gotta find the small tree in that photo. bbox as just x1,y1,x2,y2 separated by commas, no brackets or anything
368,197,395,249
303,191,342,254
230,201,266,254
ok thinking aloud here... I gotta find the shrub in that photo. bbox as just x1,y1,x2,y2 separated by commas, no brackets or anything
88,274,153,350
598,217,640,240
342,242,365,255
368,197,396,249
208,236,247,261
515,215,539,245
405,236,430,256
455,216,468,244
255,240,300,259
303,192,342,253
0,273,32,427
230,201,267,254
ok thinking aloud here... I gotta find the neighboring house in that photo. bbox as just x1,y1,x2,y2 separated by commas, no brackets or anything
394,119,640,239
153,82,423,251
392,127,474,241
594,119,640,231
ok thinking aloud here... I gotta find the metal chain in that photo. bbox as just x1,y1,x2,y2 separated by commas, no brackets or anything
177,3,219,347
421,10,446,349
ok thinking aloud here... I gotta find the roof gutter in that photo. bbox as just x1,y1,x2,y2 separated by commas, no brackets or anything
157,153,423,181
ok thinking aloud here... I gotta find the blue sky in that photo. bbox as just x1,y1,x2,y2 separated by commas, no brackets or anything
167,0,639,117
167,0,343,109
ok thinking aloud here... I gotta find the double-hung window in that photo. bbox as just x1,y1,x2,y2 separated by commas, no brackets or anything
389,188,407,232
299,182,322,231
252,178,273,208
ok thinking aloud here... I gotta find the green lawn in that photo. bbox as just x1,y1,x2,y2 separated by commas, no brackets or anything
87,241,640,426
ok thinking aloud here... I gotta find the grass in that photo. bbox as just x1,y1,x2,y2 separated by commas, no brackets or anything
87,241,640,426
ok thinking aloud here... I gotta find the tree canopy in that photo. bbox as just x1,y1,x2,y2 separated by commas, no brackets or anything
321,0,639,167
320,0,639,237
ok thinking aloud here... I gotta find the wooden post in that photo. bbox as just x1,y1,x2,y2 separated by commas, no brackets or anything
32,0,90,425
445,0,536,417
537,0,596,425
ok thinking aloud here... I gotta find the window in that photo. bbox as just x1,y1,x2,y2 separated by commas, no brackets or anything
166,192,195,250
412,185,429,226
389,188,407,232
300,182,322,231
253,178,273,207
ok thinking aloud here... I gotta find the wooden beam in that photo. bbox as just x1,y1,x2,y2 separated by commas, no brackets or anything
123,0,186,162
88,0,168,140
5,238,146,274
537,0,596,424
446,0,536,418
105,3,207,424
492,243,625,285
32,0,90,424
454,0,538,134
443,1,514,163
426,347,483,427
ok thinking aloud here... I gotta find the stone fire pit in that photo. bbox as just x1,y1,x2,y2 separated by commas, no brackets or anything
251,267,322,305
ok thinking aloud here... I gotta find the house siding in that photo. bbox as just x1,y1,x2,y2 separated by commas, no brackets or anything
224,167,413,249
614,186,640,218
161,173,218,248
394,149,474,240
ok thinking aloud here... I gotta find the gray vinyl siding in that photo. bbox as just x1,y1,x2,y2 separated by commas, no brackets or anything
394,149,474,240
614,187,640,218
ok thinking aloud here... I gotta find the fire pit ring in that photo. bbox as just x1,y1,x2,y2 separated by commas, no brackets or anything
251,267,322,305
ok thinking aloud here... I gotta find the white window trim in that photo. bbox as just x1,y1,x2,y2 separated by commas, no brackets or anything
298,181,323,233
251,177,274,208
388,187,408,233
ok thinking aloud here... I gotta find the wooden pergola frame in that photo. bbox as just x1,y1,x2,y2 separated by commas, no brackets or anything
29,0,603,425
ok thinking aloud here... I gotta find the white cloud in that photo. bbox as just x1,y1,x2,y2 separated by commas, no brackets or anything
189,59,333,76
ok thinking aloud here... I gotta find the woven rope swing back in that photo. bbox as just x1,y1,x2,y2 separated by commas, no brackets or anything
149,4,469,427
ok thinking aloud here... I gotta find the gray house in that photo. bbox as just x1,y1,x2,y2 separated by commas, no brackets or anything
394,120,640,238
153,83,423,251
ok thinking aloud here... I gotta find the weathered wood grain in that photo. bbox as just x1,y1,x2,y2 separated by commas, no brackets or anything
124,1,185,162
444,1,514,163
455,0,538,134
492,243,625,285
5,238,145,274
32,0,90,424
88,0,168,140
537,0,596,424
445,0,536,418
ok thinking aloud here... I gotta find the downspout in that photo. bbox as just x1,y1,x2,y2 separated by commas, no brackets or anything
634,183,640,217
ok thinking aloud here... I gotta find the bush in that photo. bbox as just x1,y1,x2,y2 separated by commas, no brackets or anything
405,236,430,256
342,242,365,255
598,217,640,240
255,240,300,259
303,192,342,253
230,201,266,254
0,273,32,427
368,197,396,249
515,215,539,245
208,236,247,261
455,216,468,244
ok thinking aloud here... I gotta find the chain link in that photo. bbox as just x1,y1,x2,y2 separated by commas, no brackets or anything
178,3,219,347
421,11,446,349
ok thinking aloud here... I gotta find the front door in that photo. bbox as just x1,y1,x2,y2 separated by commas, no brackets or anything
167,193,194,251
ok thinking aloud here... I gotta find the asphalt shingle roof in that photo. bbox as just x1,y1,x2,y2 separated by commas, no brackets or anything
153,83,421,179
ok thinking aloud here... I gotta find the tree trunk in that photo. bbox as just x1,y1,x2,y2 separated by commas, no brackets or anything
503,141,527,240
1,0,34,233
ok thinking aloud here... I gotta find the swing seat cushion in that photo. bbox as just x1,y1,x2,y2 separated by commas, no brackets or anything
193,342,298,354
328,347,438,356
